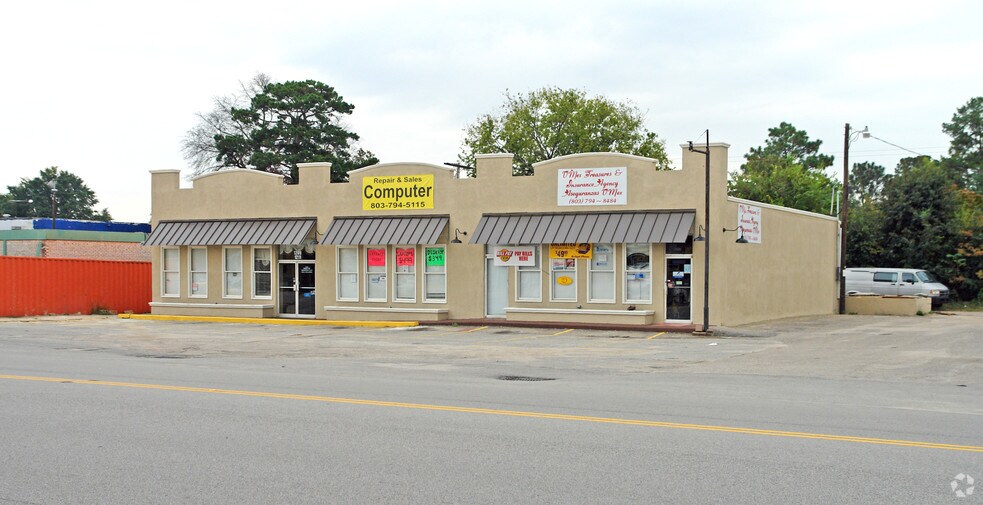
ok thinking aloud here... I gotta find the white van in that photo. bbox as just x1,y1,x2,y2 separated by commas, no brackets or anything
844,268,950,308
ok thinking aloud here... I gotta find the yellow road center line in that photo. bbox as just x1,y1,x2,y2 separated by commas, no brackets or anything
647,332,666,340
551,328,575,336
462,326,489,333
2,373,980,453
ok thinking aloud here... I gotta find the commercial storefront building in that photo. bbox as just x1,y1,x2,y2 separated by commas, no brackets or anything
146,143,839,327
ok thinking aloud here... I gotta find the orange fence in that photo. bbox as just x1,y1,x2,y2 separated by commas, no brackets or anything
0,256,151,317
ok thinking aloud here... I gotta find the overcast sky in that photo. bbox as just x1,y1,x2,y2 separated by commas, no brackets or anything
2,0,980,222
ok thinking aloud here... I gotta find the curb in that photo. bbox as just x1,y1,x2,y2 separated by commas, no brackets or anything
117,314,418,328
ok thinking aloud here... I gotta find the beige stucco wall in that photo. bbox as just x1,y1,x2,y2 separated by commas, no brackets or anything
149,144,838,326
845,295,931,316
712,198,839,326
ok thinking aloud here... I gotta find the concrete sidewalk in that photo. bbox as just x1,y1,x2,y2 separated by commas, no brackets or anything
119,313,698,333
118,313,418,328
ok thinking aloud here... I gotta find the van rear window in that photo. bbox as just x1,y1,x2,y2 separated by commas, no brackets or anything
873,272,897,283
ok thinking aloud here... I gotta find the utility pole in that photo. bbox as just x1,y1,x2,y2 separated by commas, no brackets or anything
839,123,850,314
688,131,711,333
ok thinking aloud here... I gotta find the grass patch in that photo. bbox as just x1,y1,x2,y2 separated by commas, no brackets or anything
940,299,983,312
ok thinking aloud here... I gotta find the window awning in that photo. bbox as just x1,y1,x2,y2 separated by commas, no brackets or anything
321,216,449,245
144,218,317,246
469,211,695,245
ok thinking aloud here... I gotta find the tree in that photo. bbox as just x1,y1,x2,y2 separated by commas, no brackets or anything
459,87,669,176
942,96,983,191
948,188,983,300
849,161,890,205
1,167,111,221
845,161,891,267
743,122,834,173
182,73,271,176
729,157,839,214
183,77,377,183
729,123,839,215
877,156,960,287
846,201,884,268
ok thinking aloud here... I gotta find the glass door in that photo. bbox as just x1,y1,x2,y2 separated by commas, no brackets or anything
665,257,692,322
297,262,316,316
279,263,297,316
278,262,316,317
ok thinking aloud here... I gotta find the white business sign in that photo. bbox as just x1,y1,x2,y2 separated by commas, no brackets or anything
737,203,762,244
493,246,537,267
557,167,627,206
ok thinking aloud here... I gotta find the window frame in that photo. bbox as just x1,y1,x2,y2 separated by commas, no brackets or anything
515,245,542,302
161,247,180,298
251,246,273,299
549,257,578,302
393,245,417,303
624,243,653,303
365,246,388,302
587,243,616,303
336,246,360,302
423,246,447,303
222,246,243,299
188,246,207,298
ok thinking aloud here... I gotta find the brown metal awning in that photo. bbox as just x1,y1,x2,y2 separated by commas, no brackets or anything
321,215,449,245
144,218,317,246
469,211,695,245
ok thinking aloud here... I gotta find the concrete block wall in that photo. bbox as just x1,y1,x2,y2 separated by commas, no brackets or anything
42,240,151,261
3,240,150,261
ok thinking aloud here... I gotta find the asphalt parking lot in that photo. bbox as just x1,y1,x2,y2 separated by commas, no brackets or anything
1,311,980,384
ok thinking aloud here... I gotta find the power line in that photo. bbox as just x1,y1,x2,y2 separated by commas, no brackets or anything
865,135,929,157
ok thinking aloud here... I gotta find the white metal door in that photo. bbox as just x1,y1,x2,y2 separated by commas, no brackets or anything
485,255,508,317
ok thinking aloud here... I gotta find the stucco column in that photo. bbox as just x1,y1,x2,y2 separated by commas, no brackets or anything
474,153,516,179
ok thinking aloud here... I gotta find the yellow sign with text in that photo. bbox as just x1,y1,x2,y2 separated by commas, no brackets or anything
549,243,593,259
362,174,434,211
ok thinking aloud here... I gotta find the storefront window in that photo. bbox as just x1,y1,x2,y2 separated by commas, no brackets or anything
587,244,615,303
394,246,416,302
516,246,541,302
162,247,180,297
223,246,243,298
189,247,207,297
337,247,358,301
424,246,446,302
625,244,651,303
365,247,387,301
588,243,615,302
252,247,272,298
550,258,577,301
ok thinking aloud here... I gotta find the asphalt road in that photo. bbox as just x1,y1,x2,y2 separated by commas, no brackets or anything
0,314,981,504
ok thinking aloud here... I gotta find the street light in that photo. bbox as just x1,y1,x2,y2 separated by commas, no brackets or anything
688,130,711,333
46,179,58,229
839,124,869,314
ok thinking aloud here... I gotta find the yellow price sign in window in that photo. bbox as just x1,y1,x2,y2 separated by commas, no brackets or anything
550,243,592,259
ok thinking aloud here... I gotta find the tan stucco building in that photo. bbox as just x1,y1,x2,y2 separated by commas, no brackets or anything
146,143,839,327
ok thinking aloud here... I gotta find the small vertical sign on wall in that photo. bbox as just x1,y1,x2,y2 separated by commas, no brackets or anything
737,203,762,244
